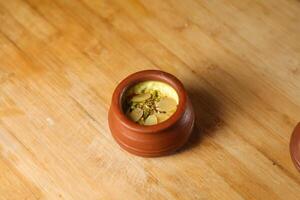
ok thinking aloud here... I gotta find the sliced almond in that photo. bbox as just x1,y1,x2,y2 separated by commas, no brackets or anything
131,93,151,102
128,108,143,122
156,97,177,112
168,108,177,114
144,115,158,126
155,113,169,123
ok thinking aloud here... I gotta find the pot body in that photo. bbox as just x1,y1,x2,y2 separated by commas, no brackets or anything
108,70,195,157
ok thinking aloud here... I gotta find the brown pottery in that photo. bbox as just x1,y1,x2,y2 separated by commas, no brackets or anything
108,70,195,157
290,122,300,172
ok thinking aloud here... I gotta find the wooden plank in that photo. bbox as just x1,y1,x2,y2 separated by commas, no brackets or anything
0,0,299,199
0,155,40,200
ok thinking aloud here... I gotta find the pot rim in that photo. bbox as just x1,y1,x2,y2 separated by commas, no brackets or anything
111,70,187,133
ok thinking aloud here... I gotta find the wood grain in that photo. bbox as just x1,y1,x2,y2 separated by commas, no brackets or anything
0,0,299,199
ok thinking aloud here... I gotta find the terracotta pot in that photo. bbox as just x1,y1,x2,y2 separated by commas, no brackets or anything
290,122,300,172
108,70,195,157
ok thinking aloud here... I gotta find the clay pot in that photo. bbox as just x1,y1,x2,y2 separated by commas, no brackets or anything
290,122,300,172
108,70,195,157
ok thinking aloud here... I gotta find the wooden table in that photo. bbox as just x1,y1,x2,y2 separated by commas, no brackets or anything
0,0,300,199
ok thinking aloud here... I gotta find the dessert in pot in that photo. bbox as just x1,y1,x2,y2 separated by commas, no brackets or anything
124,81,178,126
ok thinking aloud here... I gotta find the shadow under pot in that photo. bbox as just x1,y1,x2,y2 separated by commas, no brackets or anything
108,70,195,157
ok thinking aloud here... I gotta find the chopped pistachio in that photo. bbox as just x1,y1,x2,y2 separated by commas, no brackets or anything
125,89,178,125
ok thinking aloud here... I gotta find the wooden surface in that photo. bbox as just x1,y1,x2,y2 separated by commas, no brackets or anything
0,0,299,199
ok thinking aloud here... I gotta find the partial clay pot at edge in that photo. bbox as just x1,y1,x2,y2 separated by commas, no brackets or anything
290,122,300,172
108,70,195,157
